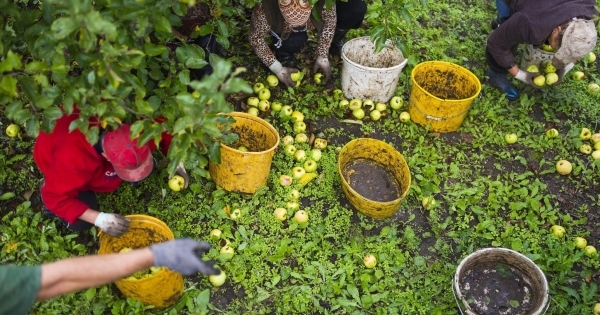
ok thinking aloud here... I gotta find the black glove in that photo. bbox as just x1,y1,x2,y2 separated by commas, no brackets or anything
150,239,220,276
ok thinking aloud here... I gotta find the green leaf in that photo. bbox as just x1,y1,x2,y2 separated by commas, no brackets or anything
143,43,168,57
216,20,229,37
208,141,221,164
1,76,19,97
51,17,78,39
347,284,361,306
195,289,210,307
153,15,172,33
0,192,15,200
179,70,190,85
44,107,63,120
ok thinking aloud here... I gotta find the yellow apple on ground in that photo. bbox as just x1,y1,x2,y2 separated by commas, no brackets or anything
168,175,185,191
596,142,600,150
253,82,265,94
291,111,304,122
574,237,587,249
258,88,271,101
592,150,600,160
594,303,600,315
210,229,222,240
504,133,518,144
586,51,596,63
247,107,259,116
549,225,566,238
294,210,308,223
422,197,436,210
363,254,377,268
274,207,287,221
247,97,259,107
399,111,411,123
266,75,279,87
580,128,592,140
545,128,559,138
389,96,403,109
556,160,572,175
588,83,600,93
572,71,585,80
580,144,592,154
6,124,20,138
209,269,227,287
591,133,600,144
313,138,328,150
585,245,597,256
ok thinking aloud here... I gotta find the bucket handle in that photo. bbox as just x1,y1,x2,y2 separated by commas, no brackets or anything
409,97,475,122
451,277,551,315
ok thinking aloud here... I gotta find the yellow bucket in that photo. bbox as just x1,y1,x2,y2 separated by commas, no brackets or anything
408,61,481,133
209,112,280,194
98,215,184,308
337,138,411,218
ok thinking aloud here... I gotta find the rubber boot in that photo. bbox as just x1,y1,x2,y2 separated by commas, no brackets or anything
485,68,519,101
330,28,349,56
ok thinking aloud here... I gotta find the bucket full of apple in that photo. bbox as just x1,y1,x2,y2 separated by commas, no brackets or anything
341,36,408,103
408,61,481,133
337,138,411,218
209,112,280,194
453,248,550,315
98,215,184,308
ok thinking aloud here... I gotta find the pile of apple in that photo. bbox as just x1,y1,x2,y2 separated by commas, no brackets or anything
549,225,596,256
527,52,597,90
336,92,410,122
246,76,278,116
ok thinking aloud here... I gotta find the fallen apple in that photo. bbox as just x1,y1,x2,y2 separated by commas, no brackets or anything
588,83,600,93
6,124,20,138
258,88,271,100
285,144,297,156
294,149,307,162
293,121,306,134
247,97,259,107
247,107,259,116
363,254,377,269
271,101,283,112
291,111,305,122
375,102,387,112
313,138,327,150
370,109,382,121
168,175,185,191
282,135,294,146
314,73,324,85
580,128,592,140
280,175,293,186
352,108,365,120
596,142,600,150
237,146,249,152
229,209,242,220
545,128,559,139
289,189,300,200
549,225,566,238
526,64,539,72
586,51,596,63
422,196,436,210
292,166,306,179
505,133,518,144
295,133,308,143
585,245,597,256
556,160,572,175
592,150,600,160
281,105,293,116
253,82,265,94
389,96,403,110
220,245,235,260
258,100,270,112
294,210,308,223
574,237,587,249
363,99,375,111
266,74,279,87
595,303,600,315
349,99,362,111
287,200,300,211
303,160,318,173
274,207,287,221
571,71,585,80
591,133,600,144
339,99,349,109
399,111,410,123
580,144,592,154
533,75,546,86
309,149,322,161
209,269,227,287
545,72,558,85
210,229,222,240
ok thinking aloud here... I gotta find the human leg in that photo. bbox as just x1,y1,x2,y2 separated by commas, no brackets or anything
491,0,510,29
275,31,308,68
331,0,367,54
485,47,520,101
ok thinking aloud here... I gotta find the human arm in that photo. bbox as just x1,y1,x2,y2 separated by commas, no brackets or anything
487,13,532,71
313,4,336,83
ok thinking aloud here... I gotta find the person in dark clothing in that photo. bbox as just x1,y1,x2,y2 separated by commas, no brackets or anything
486,0,598,100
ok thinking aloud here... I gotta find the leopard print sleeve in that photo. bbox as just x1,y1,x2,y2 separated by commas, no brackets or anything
249,4,278,68
316,4,336,59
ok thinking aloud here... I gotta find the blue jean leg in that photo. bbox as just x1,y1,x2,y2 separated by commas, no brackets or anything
496,0,510,19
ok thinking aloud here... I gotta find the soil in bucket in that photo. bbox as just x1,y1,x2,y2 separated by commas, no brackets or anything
414,68,478,100
459,261,537,315
343,159,400,202
229,124,272,152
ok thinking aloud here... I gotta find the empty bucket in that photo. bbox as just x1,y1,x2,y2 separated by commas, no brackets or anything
341,36,408,103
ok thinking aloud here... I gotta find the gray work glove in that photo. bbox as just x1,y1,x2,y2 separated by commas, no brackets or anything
269,61,298,87
313,56,332,84
514,69,542,89
554,62,575,85
150,239,220,276
95,212,131,237
169,162,189,188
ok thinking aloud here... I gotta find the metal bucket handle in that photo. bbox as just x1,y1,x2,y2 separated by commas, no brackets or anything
451,277,551,315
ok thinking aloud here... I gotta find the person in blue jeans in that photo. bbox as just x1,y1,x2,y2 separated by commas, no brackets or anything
485,0,598,101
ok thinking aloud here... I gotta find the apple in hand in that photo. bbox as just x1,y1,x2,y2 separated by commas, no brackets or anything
253,82,265,94
585,245,597,256
294,210,308,223
282,135,294,146
291,111,305,122
210,229,222,240
274,207,287,221
267,74,279,87
574,237,587,249
580,128,592,140
247,107,259,116
363,254,377,268
293,121,307,134
168,175,185,191
280,175,293,186
281,105,293,117
526,64,539,72
313,138,327,150
258,100,270,112
399,111,410,123
352,108,365,120
309,149,322,161
545,72,559,85
545,128,559,139
6,124,20,138
209,269,227,287
303,160,318,173
314,73,324,85
290,71,302,82
258,88,271,100
580,144,592,154
220,245,235,260
504,133,518,144
292,166,306,179
295,133,308,143
294,149,307,162
370,109,382,121
247,97,259,107
389,96,403,110
533,75,546,86
556,160,572,175
285,144,297,156
549,225,566,238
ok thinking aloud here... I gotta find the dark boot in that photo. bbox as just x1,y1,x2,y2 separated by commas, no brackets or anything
276,51,297,68
330,28,349,55
485,68,519,101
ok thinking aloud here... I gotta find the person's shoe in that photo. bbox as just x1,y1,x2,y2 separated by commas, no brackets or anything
41,205,58,219
276,51,297,68
329,28,349,56
485,68,520,100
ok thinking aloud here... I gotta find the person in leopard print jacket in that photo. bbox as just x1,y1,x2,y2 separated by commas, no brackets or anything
249,0,366,87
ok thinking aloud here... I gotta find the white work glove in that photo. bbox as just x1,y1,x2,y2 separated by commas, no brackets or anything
269,61,298,87
150,239,220,276
514,69,542,89
554,62,575,85
95,212,131,237
169,162,189,188
313,56,332,84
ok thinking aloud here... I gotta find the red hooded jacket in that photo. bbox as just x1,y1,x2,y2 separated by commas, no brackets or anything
34,111,172,223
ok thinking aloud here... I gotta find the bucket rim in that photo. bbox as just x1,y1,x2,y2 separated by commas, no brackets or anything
410,61,482,103
341,36,409,72
217,112,281,155
453,247,549,315
337,138,411,205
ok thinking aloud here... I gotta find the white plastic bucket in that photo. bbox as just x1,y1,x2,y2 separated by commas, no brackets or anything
453,248,549,315
520,44,555,70
341,36,408,103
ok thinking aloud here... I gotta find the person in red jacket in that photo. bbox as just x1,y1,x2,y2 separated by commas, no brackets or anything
34,111,187,237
